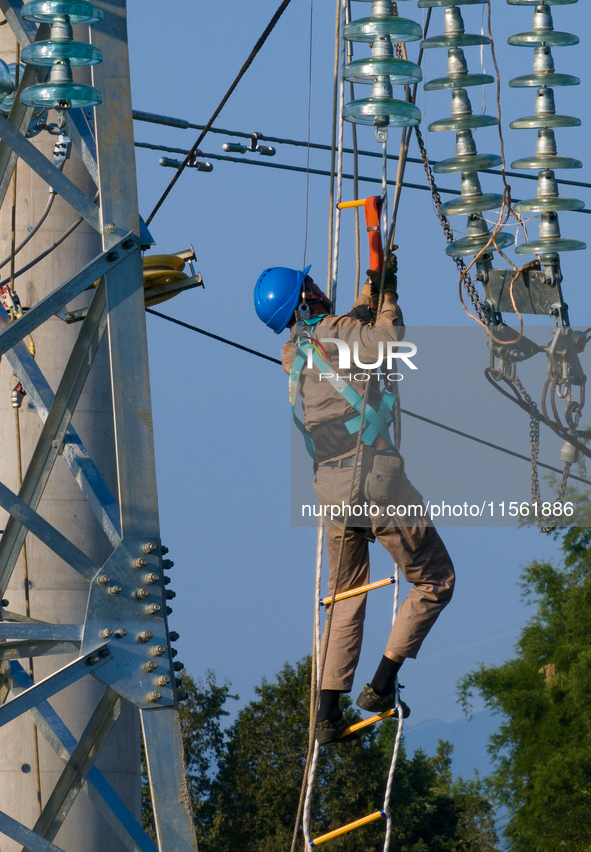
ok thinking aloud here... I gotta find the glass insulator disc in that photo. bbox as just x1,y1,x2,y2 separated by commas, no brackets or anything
343,97,421,127
510,114,581,129
446,231,514,257
508,31,579,47
509,72,580,87
433,153,502,173
0,59,13,104
439,193,504,216
425,72,494,90
22,0,103,24
508,0,578,5
20,81,102,109
419,0,487,6
421,33,490,48
344,17,422,43
513,197,585,213
428,114,498,131
21,40,102,67
344,58,422,85
515,238,586,254
511,155,582,170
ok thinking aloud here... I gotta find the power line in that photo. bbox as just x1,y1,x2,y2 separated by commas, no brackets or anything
133,109,591,192
146,0,295,225
146,307,591,487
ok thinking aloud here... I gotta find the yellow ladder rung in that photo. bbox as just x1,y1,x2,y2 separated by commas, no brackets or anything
337,198,367,209
321,576,394,607
339,708,397,739
312,810,385,846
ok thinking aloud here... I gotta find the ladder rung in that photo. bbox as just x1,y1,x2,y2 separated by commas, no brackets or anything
321,576,394,607
337,198,367,209
311,811,385,846
339,708,397,739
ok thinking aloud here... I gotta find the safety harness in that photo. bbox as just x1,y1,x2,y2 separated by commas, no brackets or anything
289,317,397,460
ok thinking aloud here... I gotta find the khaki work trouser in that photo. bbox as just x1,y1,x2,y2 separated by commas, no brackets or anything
313,454,455,692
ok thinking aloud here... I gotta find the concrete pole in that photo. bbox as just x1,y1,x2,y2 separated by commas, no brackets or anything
0,25,141,852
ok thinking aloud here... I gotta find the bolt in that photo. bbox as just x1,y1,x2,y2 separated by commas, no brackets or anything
150,645,166,657
114,628,127,638
171,648,178,657
156,675,170,686
173,661,184,672
177,691,188,701
101,628,114,638
105,223,116,232
165,590,176,600
143,661,157,672
122,238,134,250
161,546,169,555
162,559,174,570
133,558,148,569
108,585,122,596
106,250,120,262
146,603,161,614
163,576,171,585
175,677,182,688
166,607,173,615
142,541,158,554
144,573,160,584
87,655,100,665
1,599,8,608
138,631,153,642
169,631,180,642
97,575,110,586
135,589,150,600
148,691,162,703
99,648,110,658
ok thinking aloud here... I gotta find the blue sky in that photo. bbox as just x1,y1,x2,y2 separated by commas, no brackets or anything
126,0,590,778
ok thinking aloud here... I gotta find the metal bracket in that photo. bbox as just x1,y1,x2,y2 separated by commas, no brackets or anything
482,267,570,326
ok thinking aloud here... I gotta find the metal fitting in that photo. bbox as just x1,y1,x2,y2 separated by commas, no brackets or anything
101,628,113,638
144,573,160,584
455,130,477,158
165,590,176,600
460,172,482,199
444,6,465,36
97,575,110,586
146,603,161,614
143,661,158,672
105,223,117,232
171,648,178,657
370,34,394,59
533,45,554,75
87,655,100,665
536,127,557,157
114,628,127,638
156,675,170,687
370,76,394,101
173,661,184,672
133,558,148,569
150,645,166,657
539,211,561,240
166,606,173,615
169,631,180,642
533,4,553,32
467,214,489,239
142,541,158,554
535,86,555,117
11,389,23,409
450,88,472,118
135,589,150,600
371,0,394,16
447,47,468,79
138,631,153,642
148,691,162,703
162,559,174,570
108,585,122,596
161,546,169,555
163,576,171,585
537,169,558,199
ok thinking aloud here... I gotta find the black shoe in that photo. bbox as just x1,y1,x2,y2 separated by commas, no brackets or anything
315,715,360,745
355,684,411,718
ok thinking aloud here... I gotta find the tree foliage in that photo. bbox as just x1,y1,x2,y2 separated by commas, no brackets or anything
152,657,497,852
459,527,591,852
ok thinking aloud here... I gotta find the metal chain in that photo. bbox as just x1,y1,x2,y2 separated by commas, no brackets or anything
413,124,488,324
513,374,572,533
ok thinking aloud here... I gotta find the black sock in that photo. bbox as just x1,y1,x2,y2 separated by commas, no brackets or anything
318,690,342,723
370,656,402,697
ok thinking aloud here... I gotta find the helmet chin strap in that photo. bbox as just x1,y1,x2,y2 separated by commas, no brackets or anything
296,288,311,322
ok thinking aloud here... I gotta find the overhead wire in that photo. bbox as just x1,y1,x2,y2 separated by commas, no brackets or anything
302,0,314,272
145,0,296,226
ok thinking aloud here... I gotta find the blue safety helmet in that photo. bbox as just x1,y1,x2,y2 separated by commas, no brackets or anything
254,265,312,333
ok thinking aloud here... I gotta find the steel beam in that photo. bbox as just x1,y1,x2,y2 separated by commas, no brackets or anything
1,324,121,546
66,108,99,187
0,811,65,852
27,687,125,848
141,709,198,852
0,648,111,728
0,624,81,640
0,234,138,357
0,282,108,595
0,480,98,582
0,640,80,660
11,663,157,852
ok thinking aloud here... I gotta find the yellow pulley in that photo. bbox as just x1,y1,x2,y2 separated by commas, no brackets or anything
142,253,190,306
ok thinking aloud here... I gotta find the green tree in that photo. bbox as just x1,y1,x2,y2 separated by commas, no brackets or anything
206,657,498,852
460,527,591,852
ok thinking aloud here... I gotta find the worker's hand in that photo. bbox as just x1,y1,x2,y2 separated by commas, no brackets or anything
365,253,398,297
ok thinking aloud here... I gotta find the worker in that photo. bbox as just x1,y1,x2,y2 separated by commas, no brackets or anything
254,262,455,744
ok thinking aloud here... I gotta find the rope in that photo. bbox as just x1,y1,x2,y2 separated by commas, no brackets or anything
330,0,347,304
383,566,402,852
145,0,295,226
326,0,342,296
343,0,361,297
302,0,314,271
